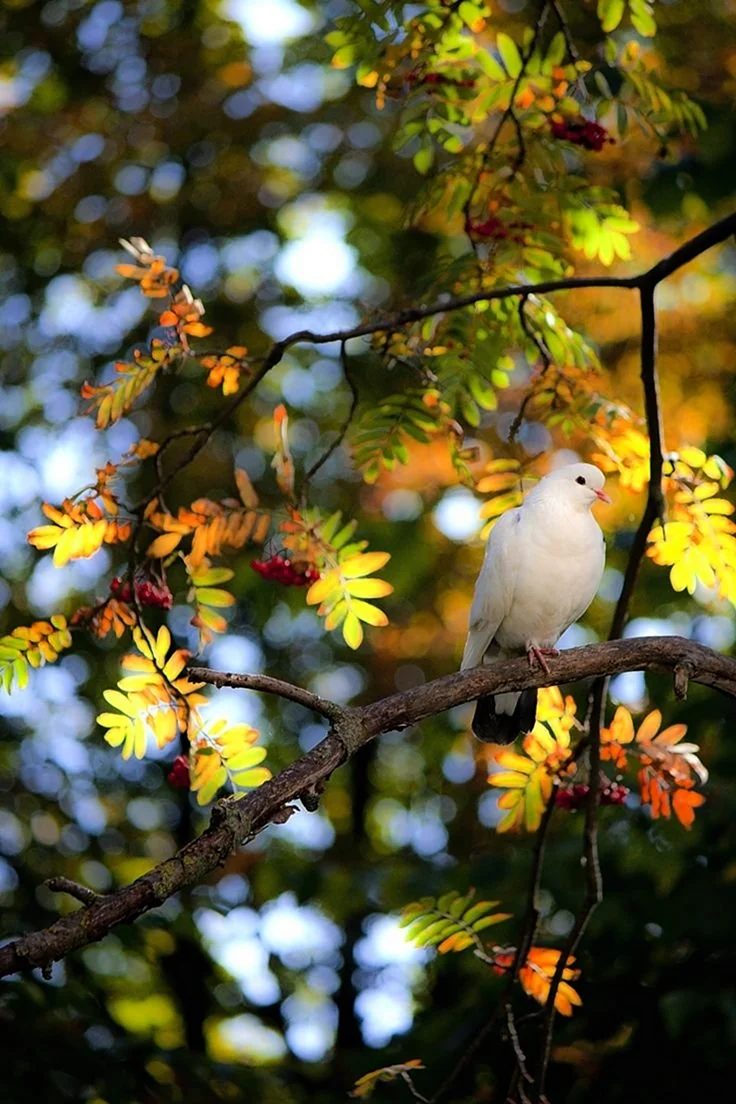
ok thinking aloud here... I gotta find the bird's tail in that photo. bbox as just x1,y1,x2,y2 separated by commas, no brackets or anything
471,688,538,745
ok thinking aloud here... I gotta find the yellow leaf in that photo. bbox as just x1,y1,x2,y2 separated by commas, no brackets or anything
27,525,63,550
350,599,388,626
196,587,235,607
345,578,394,598
679,446,706,468
343,612,364,649
324,602,347,631
483,458,520,473
235,468,259,508
147,532,183,558
702,498,734,515
306,572,340,605
53,526,80,566
117,674,161,692
122,654,156,673
476,472,520,493
340,552,391,578
163,650,188,681
495,750,537,774
635,710,662,744
102,689,139,717
489,771,531,788
154,626,171,667
153,708,178,748
232,766,271,788
670,556,696,594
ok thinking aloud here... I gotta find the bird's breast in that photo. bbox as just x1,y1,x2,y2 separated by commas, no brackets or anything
496,515,604,650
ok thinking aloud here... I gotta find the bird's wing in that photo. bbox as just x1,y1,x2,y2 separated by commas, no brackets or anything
461,507,520,670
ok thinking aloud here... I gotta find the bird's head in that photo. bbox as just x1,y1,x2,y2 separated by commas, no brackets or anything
530,463,611,512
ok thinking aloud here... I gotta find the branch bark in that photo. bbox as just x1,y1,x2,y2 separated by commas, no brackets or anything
2,635,734,980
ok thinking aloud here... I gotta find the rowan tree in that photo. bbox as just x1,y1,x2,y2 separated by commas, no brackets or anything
1,2,735,1102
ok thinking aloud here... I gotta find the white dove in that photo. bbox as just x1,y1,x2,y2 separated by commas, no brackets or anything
461,462,610,744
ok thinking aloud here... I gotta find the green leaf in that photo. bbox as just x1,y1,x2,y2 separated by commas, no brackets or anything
597,0,625,33
630,0,656,36
496,33,522,78
458,1,486,28
196,587,235,607
472,912,512,932
227,746,268,771
191,566,234,586
463,900,502,924
413,143,434,175
412,919,453,947
319,511,342,544
477,50,506,81
544,31,566,69
449,892,475,918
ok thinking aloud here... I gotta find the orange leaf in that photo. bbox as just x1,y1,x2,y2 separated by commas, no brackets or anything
672,788,705,829
147,532,183,558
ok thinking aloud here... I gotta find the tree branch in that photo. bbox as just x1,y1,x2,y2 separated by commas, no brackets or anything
135,212,736,511
186,666,344,721
1,636,733,980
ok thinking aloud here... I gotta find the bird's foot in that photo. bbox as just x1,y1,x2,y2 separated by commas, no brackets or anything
526,645,558,674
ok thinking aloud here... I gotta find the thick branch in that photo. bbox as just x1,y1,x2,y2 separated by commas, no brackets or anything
358,636,736,736
2,636,734,980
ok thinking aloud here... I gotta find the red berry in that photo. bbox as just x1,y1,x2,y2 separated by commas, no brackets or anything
109,576,132,601
555,783,590,810
601,782,630,806
138,582,173,609
167,755,190,789
551,119,614,152
251,555,320,587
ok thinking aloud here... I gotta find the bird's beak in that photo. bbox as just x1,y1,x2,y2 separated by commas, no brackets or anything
595,489,612,504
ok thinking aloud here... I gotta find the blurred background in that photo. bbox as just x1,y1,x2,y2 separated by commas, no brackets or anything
1,0,736,1101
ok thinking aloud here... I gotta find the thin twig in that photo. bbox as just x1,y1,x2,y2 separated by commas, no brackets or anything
505,1003,534,1084
510,296,552,442
464,2,551,237
45,877,101,907
533,678,605,1100
549,0,579,62
187,666,345,721
299,340,359,501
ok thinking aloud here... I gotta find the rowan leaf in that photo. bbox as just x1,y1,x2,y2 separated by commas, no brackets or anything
343,612,364,649
147,532,183,558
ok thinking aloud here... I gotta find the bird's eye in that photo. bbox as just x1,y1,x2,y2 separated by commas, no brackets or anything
575,476,586,485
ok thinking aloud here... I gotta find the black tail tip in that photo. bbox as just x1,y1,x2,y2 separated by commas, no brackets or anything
471,690,537,745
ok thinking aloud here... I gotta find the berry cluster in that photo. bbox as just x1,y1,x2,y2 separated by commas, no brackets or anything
407,69,476,89
251,556,320,587
550,119,614,152
467,215,533,241
110,576,173,609
555,781,630,810
167,755,190,790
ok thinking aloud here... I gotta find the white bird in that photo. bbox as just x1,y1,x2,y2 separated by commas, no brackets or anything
461,462,610,744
